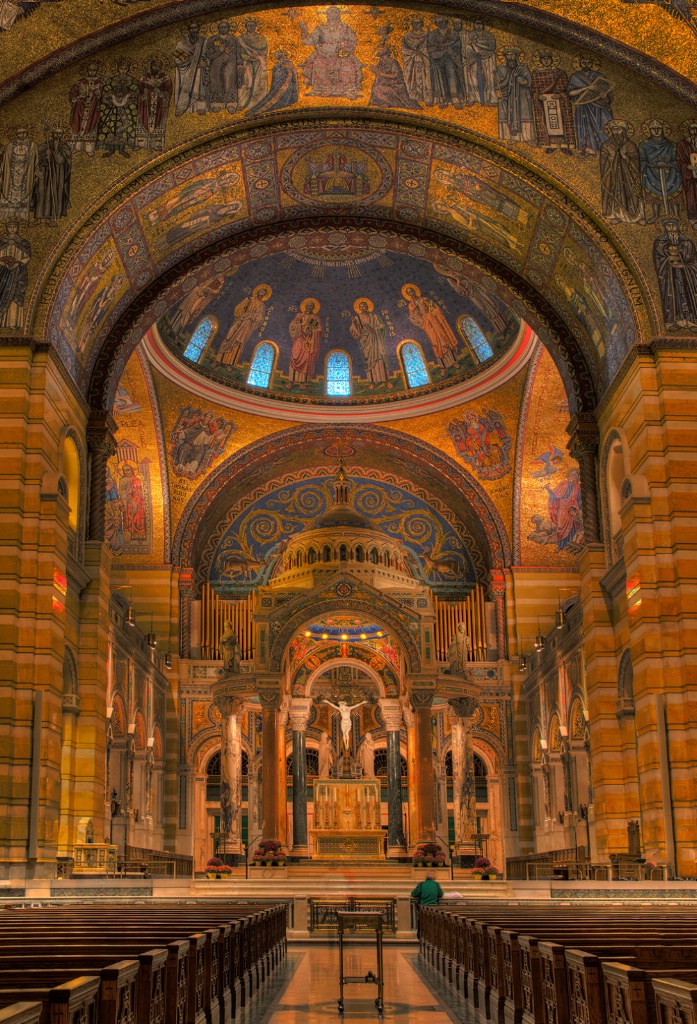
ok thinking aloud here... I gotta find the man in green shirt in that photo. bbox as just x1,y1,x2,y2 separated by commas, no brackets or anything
411,873,444,937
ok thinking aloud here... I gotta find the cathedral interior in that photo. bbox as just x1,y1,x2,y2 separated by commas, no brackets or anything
1,0,697,1018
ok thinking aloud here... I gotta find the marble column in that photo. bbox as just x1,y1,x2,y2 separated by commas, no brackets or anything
412,691,436,843
402,700,418,849
276,698,290,847
487,570,507,660
216,696,244,856
260,693,280,840
289,699,312,856
380,699,407,857
448,697,479,856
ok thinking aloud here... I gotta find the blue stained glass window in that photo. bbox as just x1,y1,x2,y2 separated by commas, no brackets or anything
247,342,276,388
460,315,493,362
401,342,430,388
183,316,216,362
326,351,351,396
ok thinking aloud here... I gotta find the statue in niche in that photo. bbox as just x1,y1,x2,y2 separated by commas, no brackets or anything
447,621,470,673
318,731,335,778
220,621,242,673
359,731,375,777
323,697,367,752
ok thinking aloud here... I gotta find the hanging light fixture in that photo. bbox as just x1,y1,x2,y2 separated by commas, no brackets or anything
534,620,545,651
518,653,527,672
164,653,172,670
127,604,136,627
555,605,565,629
146,613,157,649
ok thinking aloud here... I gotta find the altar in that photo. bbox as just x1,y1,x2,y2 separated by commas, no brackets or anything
311,779,385,860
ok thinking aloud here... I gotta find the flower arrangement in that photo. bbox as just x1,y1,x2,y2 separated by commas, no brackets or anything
252,839,287,865
472,856,491,879
217,864,233,875
412,842,444,866
206,856,224,878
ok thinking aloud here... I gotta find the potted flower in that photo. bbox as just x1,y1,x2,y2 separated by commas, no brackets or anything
487,865,500,880
473,856,490,880
206,857,223,879
218,864,233,878
252,839,287,866
412,842,443,869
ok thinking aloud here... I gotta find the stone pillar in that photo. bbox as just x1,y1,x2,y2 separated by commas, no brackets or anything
402,700,418,849
380,699,407,857
289,699,312,856
276,698,290,847
448,697,479,857
216,696,244,856
412,691,436,843
567,413,600,544
260,693,280,840
488,571,508,660
86,414,116,542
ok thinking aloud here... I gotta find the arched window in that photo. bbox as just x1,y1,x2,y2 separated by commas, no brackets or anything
62,435,80,533
183,316,216,362
247,342,276,389
474,753,488,802
206,751,221,776
325,351,352,397
400,341,430,388
458,315,493,362
374,751,408,777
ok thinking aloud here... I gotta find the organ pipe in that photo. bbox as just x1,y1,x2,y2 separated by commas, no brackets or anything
201,583,254,661
433,585,489,663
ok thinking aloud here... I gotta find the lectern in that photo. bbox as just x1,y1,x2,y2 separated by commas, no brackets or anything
336,910,385,1015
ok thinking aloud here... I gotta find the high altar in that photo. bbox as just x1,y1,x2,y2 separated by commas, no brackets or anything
311,780,384,860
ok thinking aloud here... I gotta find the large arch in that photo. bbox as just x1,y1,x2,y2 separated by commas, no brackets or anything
172,423,513,577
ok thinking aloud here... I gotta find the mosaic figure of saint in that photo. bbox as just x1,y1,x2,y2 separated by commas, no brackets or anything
136,59,173,152
531,51,575,155
677,121,697,226
494,49,534,143
215,284,272,367
350,299,389,385
97,59,139,158
566,53,613,156
600,120,645,224
401,16,433,106
653,218,697,329
68,62,103,155
238,20,269,110
403,284,459,368
462,19,497,106
296,7,363,100
204,23,241,113
369,46,419,110
288,298,322,384
246,50,299,116
0,126,39,221
118,461,147,543
639,119,683,224
427,17,466,110
0,220,30,330
544,468,583,550
174,23,208,115
171,274,227,334
33,126,72,224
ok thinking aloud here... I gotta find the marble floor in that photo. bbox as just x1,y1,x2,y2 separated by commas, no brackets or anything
238,946,475,1023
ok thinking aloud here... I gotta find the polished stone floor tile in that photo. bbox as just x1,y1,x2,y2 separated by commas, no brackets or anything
238,947,475,1023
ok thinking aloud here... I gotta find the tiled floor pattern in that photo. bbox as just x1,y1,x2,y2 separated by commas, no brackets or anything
238,946,475,1023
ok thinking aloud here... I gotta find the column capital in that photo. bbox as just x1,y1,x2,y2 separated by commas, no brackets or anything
277,696,291,728
487,569,507,598
215,695,245,719
400,699,415,729
379,699,403,733
289,698,313,731
258,688,282,709
86,412,118,457
448,697,479,723
566,412,599,458
411,690,435,710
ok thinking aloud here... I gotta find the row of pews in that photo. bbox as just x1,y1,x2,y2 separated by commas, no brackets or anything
420,901,697,1024
0,901,286,1024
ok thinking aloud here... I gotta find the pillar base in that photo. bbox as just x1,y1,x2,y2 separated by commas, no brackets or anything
387,844,408,859
218,836,244,856
291,844,309,858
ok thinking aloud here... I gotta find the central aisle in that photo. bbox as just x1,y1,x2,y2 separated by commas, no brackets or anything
241,946,474,1023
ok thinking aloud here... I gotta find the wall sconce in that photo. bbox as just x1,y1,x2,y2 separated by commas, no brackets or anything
147,736,155,749
106,706,113,720
127,723,136,735
559,724,568,738
540,737,548,750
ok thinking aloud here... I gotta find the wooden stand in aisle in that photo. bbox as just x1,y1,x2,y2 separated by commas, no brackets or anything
337,911,385,1016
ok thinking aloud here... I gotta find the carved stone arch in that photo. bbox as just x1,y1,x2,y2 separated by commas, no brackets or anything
60,426,87,560
62,646,80,715
269,589,421,674
303,658,386,699
532,726,543,763
617,649,635,717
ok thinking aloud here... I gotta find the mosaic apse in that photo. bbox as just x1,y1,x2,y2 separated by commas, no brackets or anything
153,228,520,406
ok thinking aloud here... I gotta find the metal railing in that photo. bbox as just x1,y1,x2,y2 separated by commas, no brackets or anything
308,898,396,934
123,844,194,878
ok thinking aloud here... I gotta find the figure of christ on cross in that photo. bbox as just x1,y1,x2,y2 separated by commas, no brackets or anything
322,699,367,753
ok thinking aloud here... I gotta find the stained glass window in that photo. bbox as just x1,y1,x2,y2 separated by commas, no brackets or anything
460,315,493,362
183,316,216,362
401,341,430,388
247,342,276,388
326,350,351,396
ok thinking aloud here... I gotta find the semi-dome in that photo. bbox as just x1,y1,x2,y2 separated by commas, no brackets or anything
145,227,526,419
